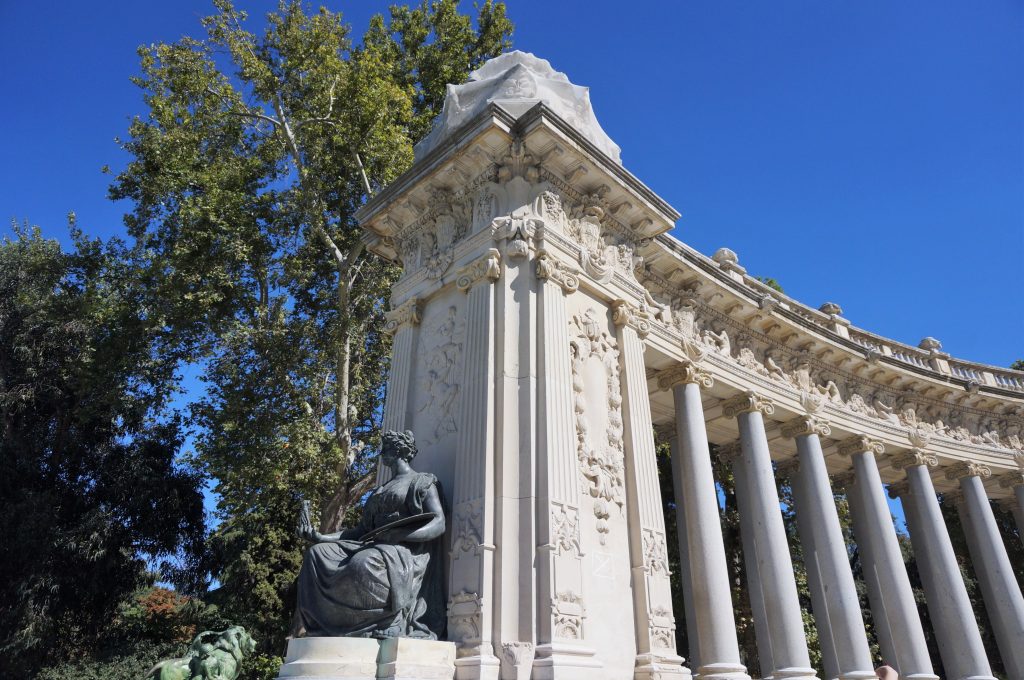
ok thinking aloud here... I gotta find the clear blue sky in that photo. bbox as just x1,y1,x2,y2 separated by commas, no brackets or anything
2,0,1022,370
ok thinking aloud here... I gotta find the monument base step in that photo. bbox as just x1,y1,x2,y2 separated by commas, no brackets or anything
277,637,456,680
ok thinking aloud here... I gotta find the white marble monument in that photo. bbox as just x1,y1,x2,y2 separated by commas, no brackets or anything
314,49,1024,680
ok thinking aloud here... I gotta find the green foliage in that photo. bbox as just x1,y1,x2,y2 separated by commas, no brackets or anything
1010,359,1024,371
754,276,784,294
0,226,206,675
109,0,512,655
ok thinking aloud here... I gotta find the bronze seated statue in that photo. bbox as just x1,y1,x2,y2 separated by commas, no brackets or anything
295,429,446,639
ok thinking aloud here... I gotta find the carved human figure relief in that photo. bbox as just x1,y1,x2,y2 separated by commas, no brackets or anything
418,305,464,444
569,308,626,543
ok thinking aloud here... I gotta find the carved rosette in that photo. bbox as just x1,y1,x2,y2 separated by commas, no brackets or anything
457,248,501,292
535,250,580,294
721,390,775,418
780,414,832,439
889,450,939,470
944,460,992,481
837,435,885,458
383,297,422,335
656,360,714,391
552,591,585,640
611,299,652,339
447,591,483,646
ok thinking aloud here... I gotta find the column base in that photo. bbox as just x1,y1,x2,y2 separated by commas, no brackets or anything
695,662,750,680
634,651,691,680
277,637,456,680
769,667,818,680
900,674,940,680
837,673,879,680
453,653,501,680
531,642,603,680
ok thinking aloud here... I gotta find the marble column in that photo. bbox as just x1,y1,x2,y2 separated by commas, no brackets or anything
668,434,702,674
838,436,936,680
890,449,995,680
782,415,875,680
722,392,817,680
948,461,1024,679
658,362,749,680
998,470,1024,546
614,302,688,680
718,442,772,679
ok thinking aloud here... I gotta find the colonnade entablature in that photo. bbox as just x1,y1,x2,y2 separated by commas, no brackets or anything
355,51,1024,680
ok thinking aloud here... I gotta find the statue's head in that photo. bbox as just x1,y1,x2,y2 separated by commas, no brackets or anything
381,429,417,467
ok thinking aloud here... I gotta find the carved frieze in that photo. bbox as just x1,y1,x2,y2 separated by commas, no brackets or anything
417,305,464,445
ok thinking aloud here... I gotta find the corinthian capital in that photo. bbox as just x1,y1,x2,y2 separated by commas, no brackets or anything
944,460,992,481
781,415,831,439
721,390,775,418
657,360,714,390
611,299,651,339
837,435,885,458
383,297,422,335
889,450,938,470
535,250,579,294
456,248,501,292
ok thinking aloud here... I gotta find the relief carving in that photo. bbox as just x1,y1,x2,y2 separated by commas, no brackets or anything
569,308,626,543
418,306,464,444
551,504,582,557
452,498,483,555
552,591,585,640
648,606,675,650
447,591,482,645
642,529,670,575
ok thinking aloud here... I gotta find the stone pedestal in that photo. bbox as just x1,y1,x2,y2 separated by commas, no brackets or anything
277,637,456,680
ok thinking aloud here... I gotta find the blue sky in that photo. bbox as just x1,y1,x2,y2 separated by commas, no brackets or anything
1,0,1021,374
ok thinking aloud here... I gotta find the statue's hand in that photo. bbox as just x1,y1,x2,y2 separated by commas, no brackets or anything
296,520,328,543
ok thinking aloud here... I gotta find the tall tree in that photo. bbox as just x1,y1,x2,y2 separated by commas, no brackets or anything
0,226,206,676
109,0,512,652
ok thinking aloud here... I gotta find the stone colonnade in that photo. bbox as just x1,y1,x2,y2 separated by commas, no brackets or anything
657,360,1024,680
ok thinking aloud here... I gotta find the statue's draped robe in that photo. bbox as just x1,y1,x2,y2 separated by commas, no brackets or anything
297,472,444,639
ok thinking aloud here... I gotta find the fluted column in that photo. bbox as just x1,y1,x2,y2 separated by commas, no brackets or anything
838,436,936,680
659,361,749,680
722,392,817,680
948,461,1024,679
379,297,422,484
449,250,502,680
782,414,875,680
614,301,688,680
890,447,995,680
668,433,702,673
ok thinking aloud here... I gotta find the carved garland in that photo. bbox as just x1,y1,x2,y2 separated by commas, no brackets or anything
569,309,626,543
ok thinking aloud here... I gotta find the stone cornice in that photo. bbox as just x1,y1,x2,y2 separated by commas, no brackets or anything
456,248,501,292
656,360,714,390
944,460,992,481
780,415,831,439
889,451,938,470
383,297,422,335
837,435,885,458
721,390,775,418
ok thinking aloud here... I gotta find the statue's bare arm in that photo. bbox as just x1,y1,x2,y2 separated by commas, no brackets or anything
396,485,446,543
